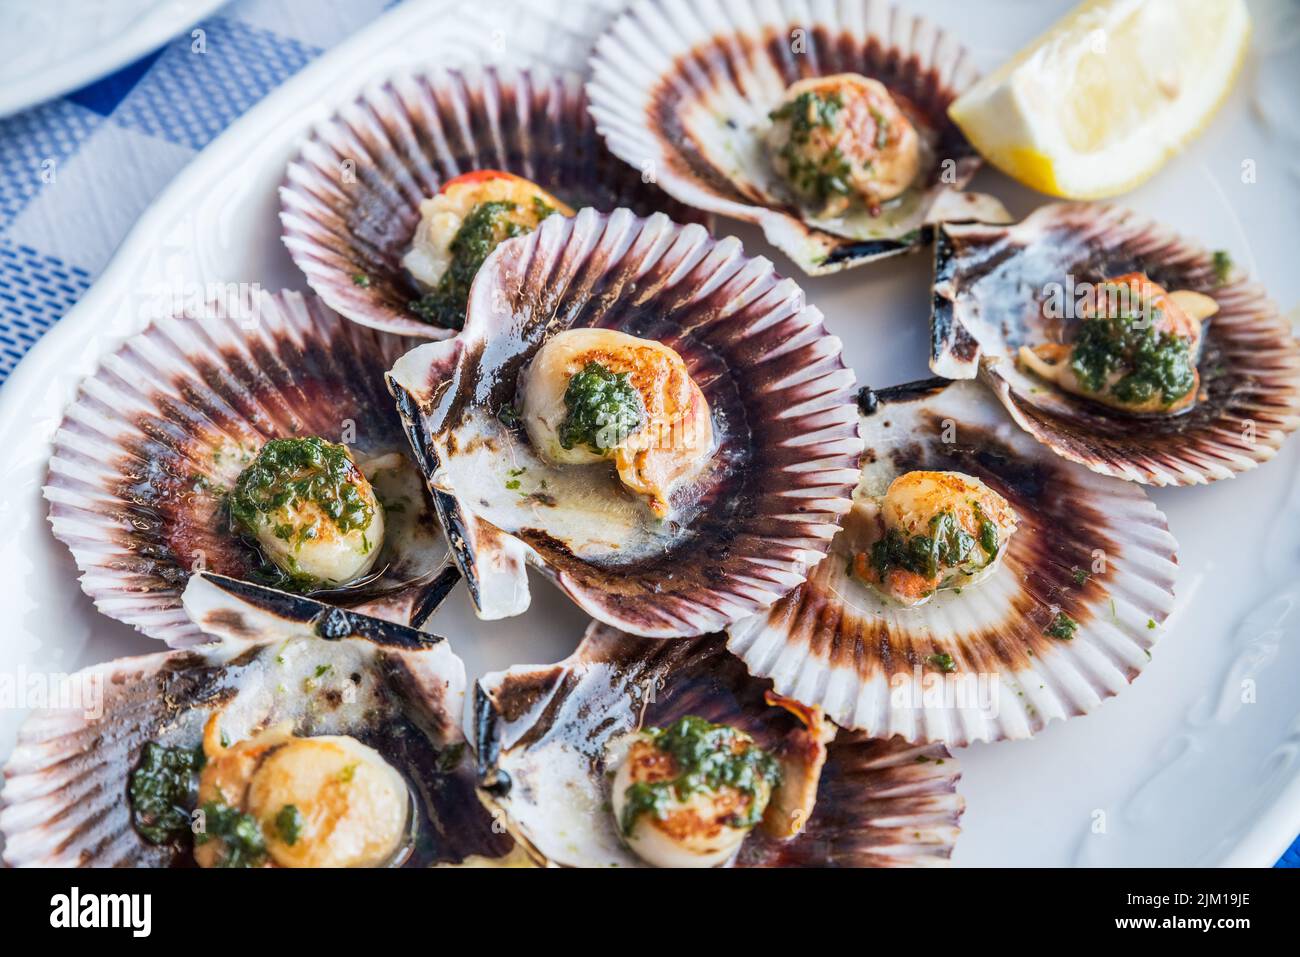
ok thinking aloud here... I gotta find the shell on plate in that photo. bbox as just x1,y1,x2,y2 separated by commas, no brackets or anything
727,378,1180,746
280,64,705,340
475,621,963,867
44,290,446,648
0,573,512,867
931,203,1300,485
586,0,1009,276
387,207,863,638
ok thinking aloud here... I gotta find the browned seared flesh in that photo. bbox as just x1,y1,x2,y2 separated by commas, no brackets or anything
521,327,714,518
1016,272,1217,415
845,469,1019,607
765,74,921,217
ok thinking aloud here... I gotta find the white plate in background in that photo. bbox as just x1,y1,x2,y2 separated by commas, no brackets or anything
0,0,227,117
0,0,1297,866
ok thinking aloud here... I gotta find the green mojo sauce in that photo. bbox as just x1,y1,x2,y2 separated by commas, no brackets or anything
1046,612,1078,641
1069,289,1197,408
227,436,375,588
1212,250,1232,286
127,741,267,867
127,742,204,845
409,197,553,329
927,652,957,673
619,715,782,837
868,508,998,584
559,361,646,455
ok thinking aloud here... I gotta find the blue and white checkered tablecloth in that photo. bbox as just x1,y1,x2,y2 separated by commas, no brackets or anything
0,0,397,381
0,0,1295,868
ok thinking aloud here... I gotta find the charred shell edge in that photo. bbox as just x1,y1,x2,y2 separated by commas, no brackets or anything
587,0,1008,275
184,572,448,649
280,63,708,339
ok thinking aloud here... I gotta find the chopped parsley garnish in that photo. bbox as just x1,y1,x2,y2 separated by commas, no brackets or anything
229,437,374,540
558,361,645,454
226,437,376,593
1071,567,1089,586
497,402,521,428
771,89,844,135
1046,612,1078,641
195,801,267,868
1069,288,1197,407
927,652,957,673
619,716,781,836
974,503,1000,557
128,742,204,845
870,108,891,150
352,272,371,287
769,90,853,210
275,804,303,846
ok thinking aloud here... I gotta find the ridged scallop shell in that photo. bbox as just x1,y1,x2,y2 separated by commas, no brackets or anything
280,64,706,340
586,0,1009,276
931,203,1300,484
727,378,1179,746
388,208,863,638
476,621,963,867
0,573,511,867
44,291,445,648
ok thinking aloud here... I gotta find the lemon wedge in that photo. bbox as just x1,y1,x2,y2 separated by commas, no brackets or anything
948,0,1250,198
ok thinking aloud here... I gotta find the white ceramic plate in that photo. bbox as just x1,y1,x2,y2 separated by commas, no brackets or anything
1,0,1298,867
0,0,227,117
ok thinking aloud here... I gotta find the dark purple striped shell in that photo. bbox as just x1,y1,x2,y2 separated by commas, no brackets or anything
44,291,444,647
727,378,1179,745
280,64,705,339
931,203,1300,484
0,574,512,867
586,0,1008,276
476,622,962,867
387,208,863,638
